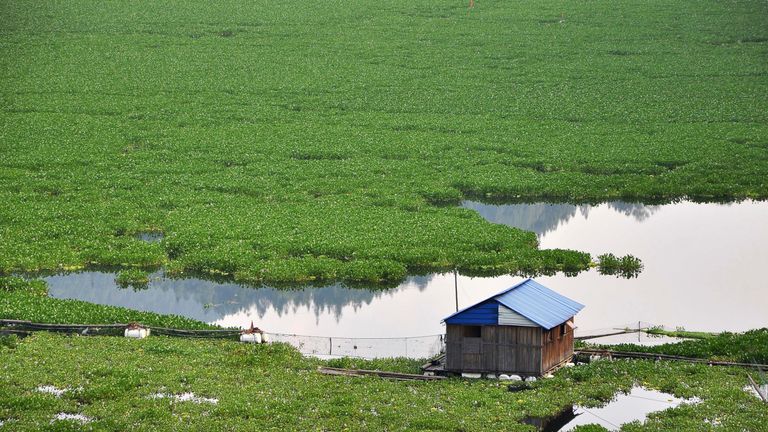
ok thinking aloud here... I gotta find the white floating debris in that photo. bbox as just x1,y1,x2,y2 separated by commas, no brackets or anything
565,362,575,368
461,373,482,379
485,374,497,380
498,374,511,381
508,374,523,381
36,385,67,397
524,376,537,382
240,333,262,344
52,413,92,424
149,392,218,404
125,328,150,339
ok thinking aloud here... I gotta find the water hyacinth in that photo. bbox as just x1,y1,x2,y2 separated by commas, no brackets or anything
0,0,766,283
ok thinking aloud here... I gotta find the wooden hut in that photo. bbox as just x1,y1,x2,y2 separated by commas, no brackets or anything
442,279,584,376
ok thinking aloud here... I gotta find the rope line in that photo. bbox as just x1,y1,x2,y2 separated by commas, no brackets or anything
578,407,621,429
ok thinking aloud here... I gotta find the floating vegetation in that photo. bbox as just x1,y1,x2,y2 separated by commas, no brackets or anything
1,0,766,284
588,328,768,364
0,277,47,296
597,254,643,278
115,269,151,290
3,332,767,430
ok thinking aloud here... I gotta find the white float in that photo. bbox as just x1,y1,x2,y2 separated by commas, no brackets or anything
124,328,150,339
461,373,482,379
239,333,262,344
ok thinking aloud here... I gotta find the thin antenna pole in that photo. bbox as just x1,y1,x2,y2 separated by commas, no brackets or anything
454,269,459,312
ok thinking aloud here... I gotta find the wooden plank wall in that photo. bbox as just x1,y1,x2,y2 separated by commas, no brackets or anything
445,325,464,371
541,322,574,373
446,324,545,375
497,326,542,375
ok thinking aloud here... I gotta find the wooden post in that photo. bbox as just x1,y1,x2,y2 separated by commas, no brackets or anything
748,373,768,403
454,269,459,312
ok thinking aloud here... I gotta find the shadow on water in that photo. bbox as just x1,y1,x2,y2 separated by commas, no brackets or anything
524,386,699,431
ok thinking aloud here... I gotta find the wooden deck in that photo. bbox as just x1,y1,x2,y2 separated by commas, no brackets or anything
318,366,446,381
421,354,448,374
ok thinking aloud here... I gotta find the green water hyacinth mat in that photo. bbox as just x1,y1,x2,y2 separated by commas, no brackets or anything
2,0,767,282
1,333,767,431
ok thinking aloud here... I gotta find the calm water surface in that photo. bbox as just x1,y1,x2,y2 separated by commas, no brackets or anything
525,386,699,431
46,201,768,337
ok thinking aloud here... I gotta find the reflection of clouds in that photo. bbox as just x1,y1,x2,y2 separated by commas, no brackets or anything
462,202,580,237
405,274,435,291
45,271,419,324
462,201,658,236
606,202,659,222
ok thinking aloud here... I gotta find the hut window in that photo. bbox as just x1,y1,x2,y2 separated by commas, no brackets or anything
463,326,481,338
560,324,566,337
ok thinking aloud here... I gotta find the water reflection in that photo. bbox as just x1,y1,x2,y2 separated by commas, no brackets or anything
46,272,438,336
461,201,659,237
45,201,768,337
525,386,699,431
136,232,164,243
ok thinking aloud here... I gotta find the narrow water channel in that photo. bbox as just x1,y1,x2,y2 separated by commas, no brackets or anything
45,201,768,339
524,386,700,431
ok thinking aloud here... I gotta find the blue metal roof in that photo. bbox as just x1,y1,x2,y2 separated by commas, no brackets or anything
443,300,498,326
442,279,584,329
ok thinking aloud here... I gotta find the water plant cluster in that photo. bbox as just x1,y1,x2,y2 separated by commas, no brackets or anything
0,277,213,330
1,333,766,431
595,329,768,365
596,253,643,278
115,269,151,290
2,0,767,283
